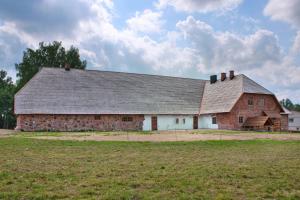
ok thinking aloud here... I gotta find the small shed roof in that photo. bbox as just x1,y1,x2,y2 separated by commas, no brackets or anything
263,111,281,118
243,116,272,127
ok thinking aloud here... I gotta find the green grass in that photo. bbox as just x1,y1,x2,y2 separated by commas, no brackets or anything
191,129,294,134
0,138,300,199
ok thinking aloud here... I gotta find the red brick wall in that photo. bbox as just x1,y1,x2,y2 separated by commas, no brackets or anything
216,94,286,130
280,114,288,131
16,114,144,131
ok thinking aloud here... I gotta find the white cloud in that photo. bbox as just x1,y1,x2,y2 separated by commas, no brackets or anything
155,0,242,13
291,31,300,55
264,0,300,28
176,16,281,73
126,9,164,34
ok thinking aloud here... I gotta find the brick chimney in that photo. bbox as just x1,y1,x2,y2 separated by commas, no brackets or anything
221,72,226,81
210,75,217,84
65,63,70,71
229,70,234,80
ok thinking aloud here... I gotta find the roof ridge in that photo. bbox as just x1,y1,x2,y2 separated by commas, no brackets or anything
42,67,206,82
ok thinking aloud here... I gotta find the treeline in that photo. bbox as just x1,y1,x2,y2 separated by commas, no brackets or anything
0,41,86,129
280,99,300,112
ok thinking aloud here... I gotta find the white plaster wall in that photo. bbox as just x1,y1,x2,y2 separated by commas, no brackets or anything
288,114,300,131
157,115,193,130
199,115,218,129
143,115,152,131
143,115,194,131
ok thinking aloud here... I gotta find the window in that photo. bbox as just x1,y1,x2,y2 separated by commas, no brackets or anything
183,118,186,124
239,116,244,124
122,116,133,122
94,115,101,120
289,118,294,123
212,116,217,124
248,97,254,106
258,98,265,107
175,118,179,124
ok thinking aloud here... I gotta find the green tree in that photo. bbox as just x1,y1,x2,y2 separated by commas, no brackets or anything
15,41,86,90
0,70,16,129
280,98,300,112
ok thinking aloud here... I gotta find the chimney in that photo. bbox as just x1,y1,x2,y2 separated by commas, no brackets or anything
229,70,234,80
210,75,217,84
65,63,70,71
221,72,226,81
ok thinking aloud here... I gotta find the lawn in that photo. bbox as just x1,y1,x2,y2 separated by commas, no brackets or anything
0,138,300,199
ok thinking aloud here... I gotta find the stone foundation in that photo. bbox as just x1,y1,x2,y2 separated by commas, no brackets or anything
16,114,144,131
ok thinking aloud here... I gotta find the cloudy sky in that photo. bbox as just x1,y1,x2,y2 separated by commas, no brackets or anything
0,0,300,102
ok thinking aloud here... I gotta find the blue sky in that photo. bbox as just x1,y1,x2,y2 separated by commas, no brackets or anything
0,0,300,102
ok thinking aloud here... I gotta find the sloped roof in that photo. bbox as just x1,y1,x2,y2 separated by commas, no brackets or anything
200,75,274,114
263,110,281,118
281,107,291,115
15,68,206,115
243,116,272,127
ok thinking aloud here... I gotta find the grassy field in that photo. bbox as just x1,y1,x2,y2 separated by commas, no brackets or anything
0,138,300,199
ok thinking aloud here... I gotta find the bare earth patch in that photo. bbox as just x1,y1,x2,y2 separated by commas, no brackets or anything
32,131,300,142
0,129,16,137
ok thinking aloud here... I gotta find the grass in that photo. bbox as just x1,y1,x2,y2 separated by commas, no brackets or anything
190,129,291,134
0,138,300,199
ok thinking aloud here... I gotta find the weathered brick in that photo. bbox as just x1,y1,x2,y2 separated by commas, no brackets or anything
216,94,287,131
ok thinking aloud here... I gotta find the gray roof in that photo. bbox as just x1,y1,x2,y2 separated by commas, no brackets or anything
200,74,273,114
15,68,206,115
15,68,277,115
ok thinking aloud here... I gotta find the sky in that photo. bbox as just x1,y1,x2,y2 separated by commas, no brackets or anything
0,0,300,102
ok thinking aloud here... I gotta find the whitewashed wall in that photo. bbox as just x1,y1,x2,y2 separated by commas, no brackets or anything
143,115,194,131
199,114,218,129
143,115,152,131
289,112,300,131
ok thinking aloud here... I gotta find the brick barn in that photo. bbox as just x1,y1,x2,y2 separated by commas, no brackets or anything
14,67,288,131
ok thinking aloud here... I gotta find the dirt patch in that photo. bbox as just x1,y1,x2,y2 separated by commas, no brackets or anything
0,129,16,137
32,132,300,142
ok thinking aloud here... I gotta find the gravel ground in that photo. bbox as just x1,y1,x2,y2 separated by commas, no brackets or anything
32,132,300,142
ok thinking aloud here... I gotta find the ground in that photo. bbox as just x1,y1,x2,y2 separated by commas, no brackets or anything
10,129,300,142
1,130,300,199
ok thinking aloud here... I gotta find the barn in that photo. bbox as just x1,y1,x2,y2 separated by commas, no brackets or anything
14,67,288,131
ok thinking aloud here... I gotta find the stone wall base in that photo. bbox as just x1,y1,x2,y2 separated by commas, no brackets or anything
16,114,144,132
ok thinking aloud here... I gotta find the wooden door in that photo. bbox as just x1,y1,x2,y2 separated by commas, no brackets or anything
151,116,157,131
193,116,198,129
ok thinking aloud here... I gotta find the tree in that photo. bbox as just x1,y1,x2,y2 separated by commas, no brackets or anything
15,41,87,90
280,98,300,112
0,70,16,129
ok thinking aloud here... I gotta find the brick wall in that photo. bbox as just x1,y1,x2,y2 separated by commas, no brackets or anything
280,114,288,131
216,93,286,131
16,114,144,131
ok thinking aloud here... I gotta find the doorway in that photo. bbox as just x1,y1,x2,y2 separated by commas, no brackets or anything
151,116,157,131
193,116,198,129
